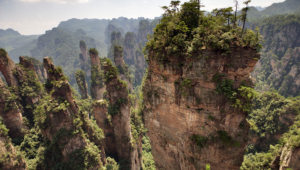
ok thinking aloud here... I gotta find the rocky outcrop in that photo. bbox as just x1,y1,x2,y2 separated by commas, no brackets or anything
79,40,91,77
104,62,142,169
75,70,88,99
0,118,26,170
143,47,260,170
0,50,42,127
108,31,123,61
37,57,106,169
270,141,300,170
0,78,24,138
135,44,146,86
0,49,19,91
24,56,47,83
93,100,117,157
89,49,105,100
114,45,133,92
137,20,150,46
123,32,135,66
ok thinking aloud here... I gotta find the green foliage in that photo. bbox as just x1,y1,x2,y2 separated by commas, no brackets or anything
79,40,87,49
144,1,263,61
189,134,208,148
0,48,7,57
206,164,210,170
212,73,257,112
124,32,135,48
89,48,99,56
142,135,156,170
104,65,119,82
108,98,128,116
0,116,9,136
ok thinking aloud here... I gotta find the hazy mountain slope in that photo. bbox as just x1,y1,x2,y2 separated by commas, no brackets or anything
58,18,110,43
247,0,300,21
8,39,38,62
0,29,39,53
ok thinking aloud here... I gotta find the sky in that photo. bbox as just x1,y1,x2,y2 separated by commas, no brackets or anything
0,0,286,35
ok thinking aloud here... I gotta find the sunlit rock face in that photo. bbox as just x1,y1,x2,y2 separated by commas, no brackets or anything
143,47,260,170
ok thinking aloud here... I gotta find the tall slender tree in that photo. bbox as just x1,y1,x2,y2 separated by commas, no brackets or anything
233,0,239,28
241,0,251,35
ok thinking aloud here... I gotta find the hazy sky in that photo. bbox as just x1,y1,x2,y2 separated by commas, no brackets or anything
0,0,285,35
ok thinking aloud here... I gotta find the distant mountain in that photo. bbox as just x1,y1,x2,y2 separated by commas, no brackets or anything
0,28,39,53
247,0,300,21
253,6,266,11
0,28,20,37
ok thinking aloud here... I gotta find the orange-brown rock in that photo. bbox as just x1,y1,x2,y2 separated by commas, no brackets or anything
114,45,133,92
104,63,142,170
89,49,105,100
93,100,117,157
0,78,24,138
0,50,19,91
143,47,260,170
40,57,106,168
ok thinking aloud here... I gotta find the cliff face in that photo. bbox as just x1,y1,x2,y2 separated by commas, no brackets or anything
90,50,105,100
0,78,24,138
36,57,106,169
0,50,19,90
143,47,259,170
114,45,133,92
0,118,26,170
104,62,142,170
79,40,91,77
93,100,117,157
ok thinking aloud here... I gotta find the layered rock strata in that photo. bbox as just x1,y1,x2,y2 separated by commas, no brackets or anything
104,62,141,170
114,45,133,92
143,47,260,170
89,49,105,100
75,70,88,99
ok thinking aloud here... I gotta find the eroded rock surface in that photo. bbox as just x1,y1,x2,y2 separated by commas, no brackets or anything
143,47,260,170
90,50,105,100
104,62,142,170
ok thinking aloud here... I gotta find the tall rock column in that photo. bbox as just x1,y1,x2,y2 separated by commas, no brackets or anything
93,100,117,157
123,32,135,66
0,49,19,92
0,78,24,138
89,48,105,100
36,57,106,169
143,47,260,170
135,44,146,86
75,70,88,99
79,40,91,78
104,61,141,170
114,45,133,92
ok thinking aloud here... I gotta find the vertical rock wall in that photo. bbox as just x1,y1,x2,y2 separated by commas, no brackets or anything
104,62,141,170
75,70,88,99
90,49,105,100
143,47,260,170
